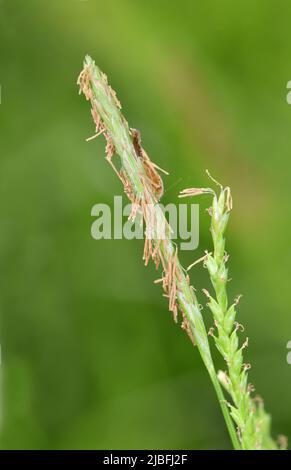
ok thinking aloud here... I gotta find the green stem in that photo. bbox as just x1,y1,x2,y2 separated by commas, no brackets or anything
211,373,240,450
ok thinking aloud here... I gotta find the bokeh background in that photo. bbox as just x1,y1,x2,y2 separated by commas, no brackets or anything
1,0,291,450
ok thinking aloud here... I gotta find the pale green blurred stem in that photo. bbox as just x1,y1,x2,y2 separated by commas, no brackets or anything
79,56,240,450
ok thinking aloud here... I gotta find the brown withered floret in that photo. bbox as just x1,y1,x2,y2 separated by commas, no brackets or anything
131,128,168,202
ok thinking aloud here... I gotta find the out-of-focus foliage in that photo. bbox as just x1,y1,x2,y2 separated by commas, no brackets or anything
0,0,291,449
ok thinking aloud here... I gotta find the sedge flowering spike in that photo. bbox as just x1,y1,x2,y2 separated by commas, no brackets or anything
77,56,240,450
181,176,285,450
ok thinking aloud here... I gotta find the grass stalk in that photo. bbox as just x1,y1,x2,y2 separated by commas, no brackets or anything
77,55,240,449
180,178,285,449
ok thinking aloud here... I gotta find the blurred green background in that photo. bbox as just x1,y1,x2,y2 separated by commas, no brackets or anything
1,0,291,450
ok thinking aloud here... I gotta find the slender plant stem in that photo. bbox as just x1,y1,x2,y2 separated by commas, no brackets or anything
78,55,240,450
180,180,283,450
205,185,279,449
